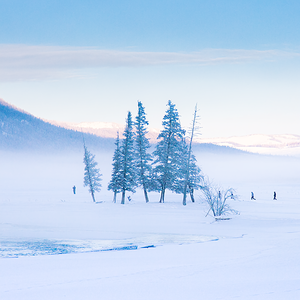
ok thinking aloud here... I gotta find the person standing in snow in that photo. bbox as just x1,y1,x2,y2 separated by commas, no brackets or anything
73,186,76,195
273,191,277,200
251,192,256,200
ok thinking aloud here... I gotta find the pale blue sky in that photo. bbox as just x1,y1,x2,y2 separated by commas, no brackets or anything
0,0,300,137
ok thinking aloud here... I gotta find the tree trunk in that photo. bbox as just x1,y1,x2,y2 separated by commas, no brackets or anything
121,189,126,204
183,184,187,206
160,186,165,203
113,191,117,203
91,190,95,202
143,185,149,203
190,188,195,202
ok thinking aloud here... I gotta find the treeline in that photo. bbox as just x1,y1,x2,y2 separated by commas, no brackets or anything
84,100,203,205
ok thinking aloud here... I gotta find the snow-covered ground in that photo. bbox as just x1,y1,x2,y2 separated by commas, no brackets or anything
1,149,300,299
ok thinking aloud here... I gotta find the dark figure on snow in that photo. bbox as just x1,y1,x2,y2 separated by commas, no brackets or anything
73,185,76,195
128,196,131,202
251,192,256,200
273,191,277,200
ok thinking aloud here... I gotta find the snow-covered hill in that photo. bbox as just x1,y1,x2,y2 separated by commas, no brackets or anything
0,99,241,155
199,134,300,156
0,99,114,151
2,98,299,156
48,120,161,143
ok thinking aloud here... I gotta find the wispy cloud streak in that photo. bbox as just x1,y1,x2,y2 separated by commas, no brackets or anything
0,44,299,81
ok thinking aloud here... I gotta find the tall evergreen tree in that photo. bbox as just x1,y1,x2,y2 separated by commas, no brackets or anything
135,101,152,203
120,111,137,204
83,143,102,202
108,132,122,203
152,100,185,203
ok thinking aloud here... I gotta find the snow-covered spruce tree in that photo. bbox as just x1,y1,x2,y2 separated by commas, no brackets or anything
173,137,203,203
119,111,137,204
108,132,122,203
83,143,102,202
172,137,189,194
186,153,203,202
135,101,153,203
152,100,185,203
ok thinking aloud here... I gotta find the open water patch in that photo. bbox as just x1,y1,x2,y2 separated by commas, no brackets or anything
0,234,219,258
0,240,79,258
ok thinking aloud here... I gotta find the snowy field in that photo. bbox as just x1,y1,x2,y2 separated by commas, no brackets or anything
1,149,300,299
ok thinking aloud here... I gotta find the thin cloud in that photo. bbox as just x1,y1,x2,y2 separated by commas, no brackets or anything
0,44,299,81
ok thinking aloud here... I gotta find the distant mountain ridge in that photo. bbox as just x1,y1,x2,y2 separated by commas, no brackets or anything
48,120,161,143
200,134,300,149
200,134,300,156
50,119,300,156
2,99,299,156
0,99,241,155
0,99,114,152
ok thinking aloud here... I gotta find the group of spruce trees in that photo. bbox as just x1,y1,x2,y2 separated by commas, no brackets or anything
107,100,202,205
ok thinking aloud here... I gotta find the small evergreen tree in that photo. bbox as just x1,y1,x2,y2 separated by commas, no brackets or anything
120,111,137,204
83,143,102,202
171,137,202,201
172,137,189,194
178,146,202,202
135,101,152,203
108,132,122,203
183,104,202,205
152,100,185,203
186,153,203,202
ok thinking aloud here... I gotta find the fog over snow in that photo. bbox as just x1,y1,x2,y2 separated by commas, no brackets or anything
1,143,300,299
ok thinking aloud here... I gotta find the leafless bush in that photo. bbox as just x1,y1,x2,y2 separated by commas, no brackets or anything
201,179,239,218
